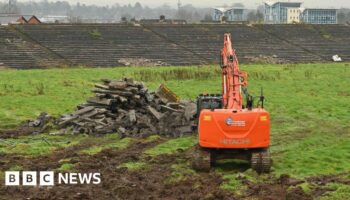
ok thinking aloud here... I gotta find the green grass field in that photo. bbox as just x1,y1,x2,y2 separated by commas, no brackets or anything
0,63,349,198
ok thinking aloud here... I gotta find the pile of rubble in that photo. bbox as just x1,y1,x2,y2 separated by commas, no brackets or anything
244,55,287,64
118,58,168,66
55,78,197,138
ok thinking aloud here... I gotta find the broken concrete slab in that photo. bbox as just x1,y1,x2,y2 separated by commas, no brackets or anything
94,83,110,90
73,106,95,116
160,105,183,113
184,102,197,121
109,80,128,89
129,110,137,123
87,97,114,106
147,106,162,121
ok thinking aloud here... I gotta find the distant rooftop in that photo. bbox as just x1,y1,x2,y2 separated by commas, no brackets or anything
213,7,244,12
264,1,303,6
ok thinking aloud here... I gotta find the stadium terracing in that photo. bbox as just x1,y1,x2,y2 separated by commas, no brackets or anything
0,24,349,69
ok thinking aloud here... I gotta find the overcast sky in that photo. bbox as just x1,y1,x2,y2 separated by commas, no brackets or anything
14,0,350,9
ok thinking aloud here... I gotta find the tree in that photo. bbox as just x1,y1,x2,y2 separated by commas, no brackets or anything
134,2,142,9
3,0,20,14
247,11,257,22
204,14,213,21
338,12,346,24
257,5,264,13
256,11,264,22
121,13,132,21
247,10,264,23
193,11,201,22
67,15,82,23
134,2,143,18
176,9,192,20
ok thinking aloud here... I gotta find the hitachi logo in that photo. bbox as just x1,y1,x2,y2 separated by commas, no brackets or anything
220,138,250,145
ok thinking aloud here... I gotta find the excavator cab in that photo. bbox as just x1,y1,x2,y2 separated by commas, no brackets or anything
192,34,272,173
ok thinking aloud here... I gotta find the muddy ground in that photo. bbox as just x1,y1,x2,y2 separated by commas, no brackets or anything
0,132,348,200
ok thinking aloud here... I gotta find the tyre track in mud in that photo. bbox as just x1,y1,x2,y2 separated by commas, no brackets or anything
0,139,103,172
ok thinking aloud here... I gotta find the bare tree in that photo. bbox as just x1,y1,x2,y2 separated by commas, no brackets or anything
204,14,213,21
247,11,257,22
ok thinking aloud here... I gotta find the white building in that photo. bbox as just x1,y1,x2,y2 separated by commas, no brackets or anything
39,16,69,23
213,7,245,22
287,8,301,23
264,1,338,24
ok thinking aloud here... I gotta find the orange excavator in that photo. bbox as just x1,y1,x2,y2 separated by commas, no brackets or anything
192,33,272,173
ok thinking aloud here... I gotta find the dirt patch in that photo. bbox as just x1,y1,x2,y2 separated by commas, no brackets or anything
243,173,350,200
307,173,350,186
279,174,305,186
0,113,53,139
287,187,312,200
311,187,335,197
0,127,36,139
239,174,313,200
0,139,95,172
0,138,348,199
75,139,163,171
0,140,237,200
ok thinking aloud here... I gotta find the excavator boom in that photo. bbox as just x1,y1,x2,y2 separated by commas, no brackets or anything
221,33,247,110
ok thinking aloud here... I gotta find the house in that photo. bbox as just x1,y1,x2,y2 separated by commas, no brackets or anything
16,16,28,24
28,16,41,25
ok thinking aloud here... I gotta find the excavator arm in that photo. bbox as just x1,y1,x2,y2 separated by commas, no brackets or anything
220,33,247,110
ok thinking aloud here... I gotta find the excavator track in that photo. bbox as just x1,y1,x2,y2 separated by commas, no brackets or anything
251,149,272,174
191,145,211,172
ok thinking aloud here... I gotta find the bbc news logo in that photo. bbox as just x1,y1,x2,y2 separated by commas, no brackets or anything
5,171,101,186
